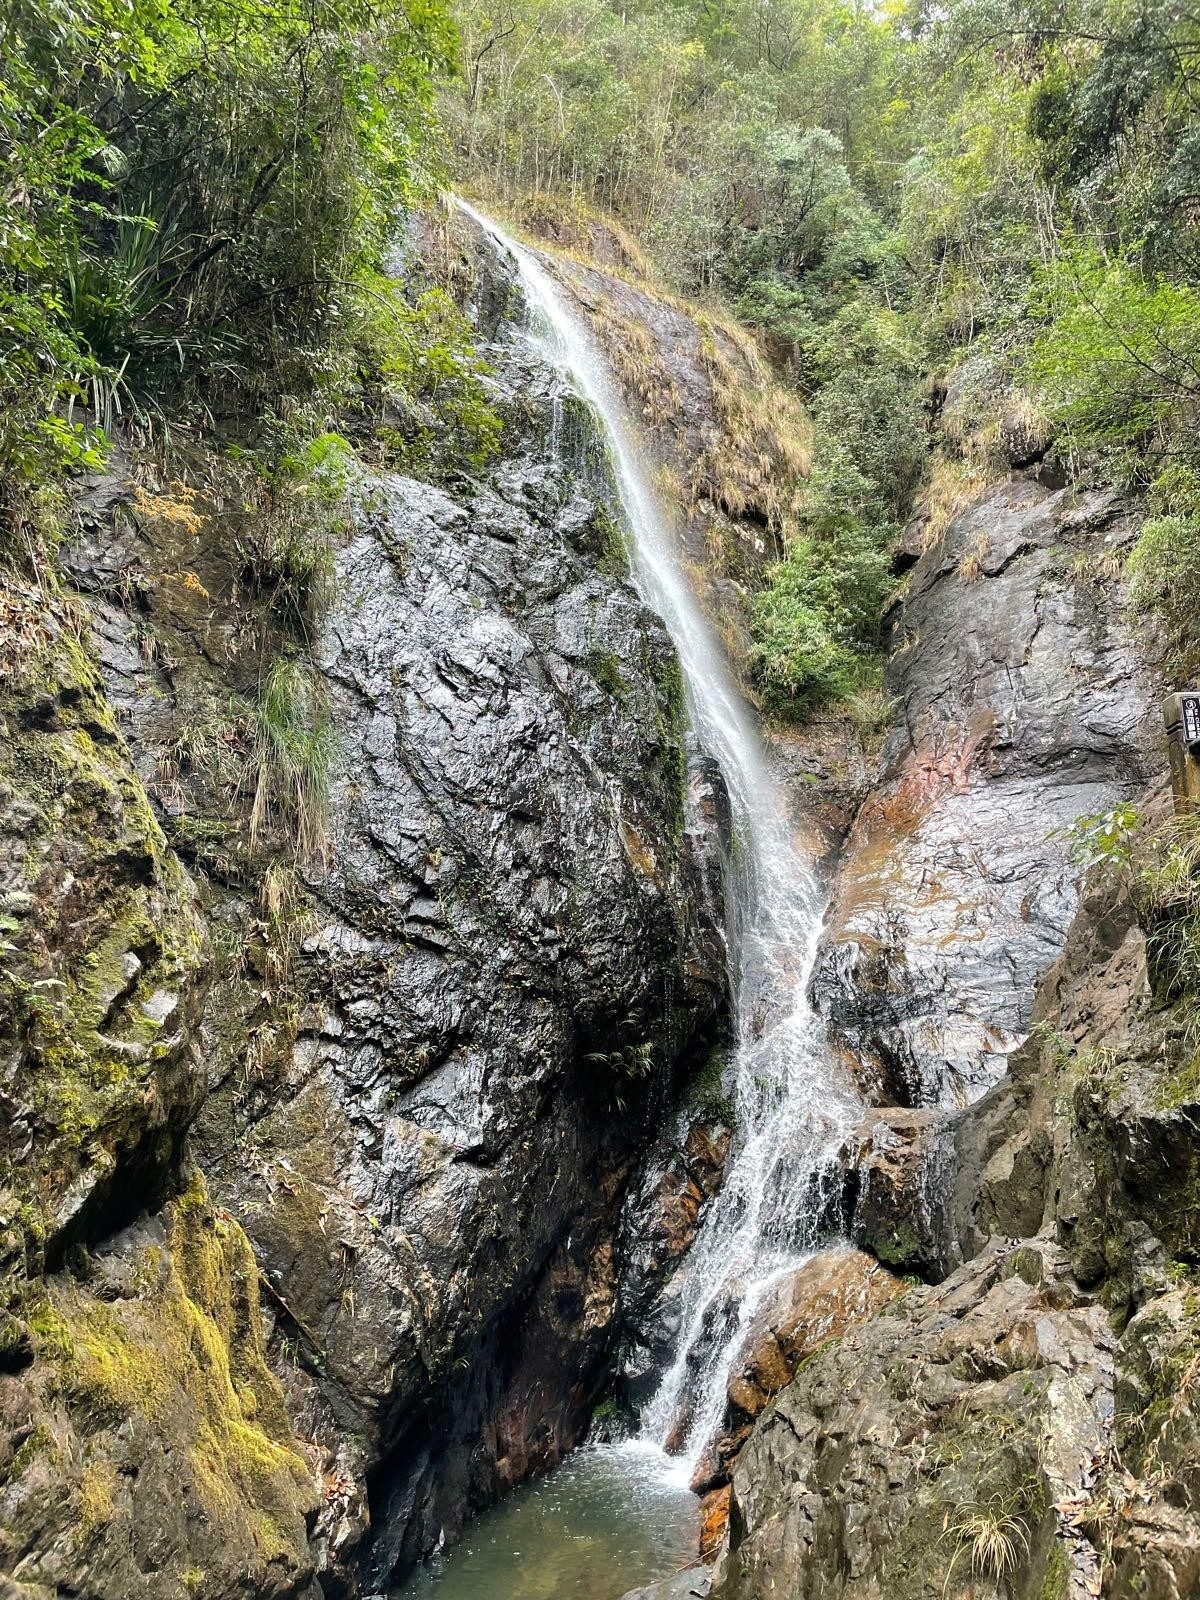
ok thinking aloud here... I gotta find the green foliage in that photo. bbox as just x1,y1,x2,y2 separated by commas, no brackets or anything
748,325,912,715
1135,815,1200,1008
1126,465,1200,679
748,490,892,714
1062,803,1142,873
247,659,333,864
362,284,502,472
1029,249,1200,468
0,0,458,529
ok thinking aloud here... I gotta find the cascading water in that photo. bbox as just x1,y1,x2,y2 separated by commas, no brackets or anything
457,199,863,1477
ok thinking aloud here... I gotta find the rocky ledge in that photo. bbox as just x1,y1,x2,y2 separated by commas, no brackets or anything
695,474,1200,1599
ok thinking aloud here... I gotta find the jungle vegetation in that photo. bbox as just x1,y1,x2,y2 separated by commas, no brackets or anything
445,0,1200,704
3,0,1199,705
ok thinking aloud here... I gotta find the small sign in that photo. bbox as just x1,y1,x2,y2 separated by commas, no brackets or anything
1163,690,1200,813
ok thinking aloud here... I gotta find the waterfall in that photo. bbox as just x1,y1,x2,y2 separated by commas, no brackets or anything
456,199,863,1477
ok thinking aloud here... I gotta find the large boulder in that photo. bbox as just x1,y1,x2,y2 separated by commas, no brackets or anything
54,217,730,1592
691,1248,903,1501
712,1240,1114,1600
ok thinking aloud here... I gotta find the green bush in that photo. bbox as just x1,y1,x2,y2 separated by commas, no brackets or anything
749,577,857,712
1125,465,1200,679
247,659,334,863
1028,249,1200,469
749,517,891,714
0,0,457,528
360,284,502,472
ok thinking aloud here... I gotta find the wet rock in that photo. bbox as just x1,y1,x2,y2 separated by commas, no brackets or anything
713,849,1200,1600
712,1240,1113,1600
612,1094,735,1408
692,1249,903,1497
844,1108,950,1277
278,448,720,1579
814,476,1158,1110
699,1486,731,1562
726,1250,903,1424
177,248,725,1584
10,209,730,1596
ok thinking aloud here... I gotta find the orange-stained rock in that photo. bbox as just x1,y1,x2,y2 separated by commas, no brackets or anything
689,1248,905,1496
699,1483,731,1562
728,1249,904,1422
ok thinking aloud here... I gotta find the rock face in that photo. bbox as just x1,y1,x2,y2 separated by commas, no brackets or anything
814,476,1158,1112
722,1250,903,1436
611,1103,734,1414
0,594,317,1598
701,467,1200,1600
716,1238,1114,1600
686,1249,904,1517
843,1107,952,1278
712,842,1200,1600
203,268,725,1590
544,252,810,592
0,214,728,1598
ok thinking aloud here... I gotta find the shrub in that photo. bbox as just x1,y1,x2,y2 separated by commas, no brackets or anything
352,281,501,473
0,0,456,533
1126,465,1200,679
1028,249,1200,469
748,581,857,712
247,659,333,864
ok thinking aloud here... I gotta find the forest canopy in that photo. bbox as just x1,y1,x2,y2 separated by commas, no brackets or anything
445,0,1200,697
4,0,1200,696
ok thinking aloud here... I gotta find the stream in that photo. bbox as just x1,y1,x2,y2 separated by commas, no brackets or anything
399,200,863,1595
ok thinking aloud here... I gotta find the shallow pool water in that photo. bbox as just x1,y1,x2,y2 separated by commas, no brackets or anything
397,1442,698,1600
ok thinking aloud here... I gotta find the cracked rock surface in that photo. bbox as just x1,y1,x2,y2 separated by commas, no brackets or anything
814,475,1158,1111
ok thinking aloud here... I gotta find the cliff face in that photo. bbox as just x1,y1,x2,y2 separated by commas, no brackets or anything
0,216,727,1598
702,475,1200,1600
0,605,318,1599
713,868,1200,1600
4,201,1193,1600
816,474,1157,1114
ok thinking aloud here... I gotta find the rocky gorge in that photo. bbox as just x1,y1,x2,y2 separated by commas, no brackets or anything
1,198,1198,1600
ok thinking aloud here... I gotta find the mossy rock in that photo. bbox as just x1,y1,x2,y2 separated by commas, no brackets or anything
4,1175,316,1599
0,594,208,1260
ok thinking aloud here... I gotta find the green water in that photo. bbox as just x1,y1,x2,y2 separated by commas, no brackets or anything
397,1443,698,1600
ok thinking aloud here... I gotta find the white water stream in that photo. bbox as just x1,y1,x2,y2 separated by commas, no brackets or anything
457,200,863,1478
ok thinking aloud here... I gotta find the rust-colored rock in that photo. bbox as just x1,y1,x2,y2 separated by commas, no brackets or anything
654,1124,733,1262
727,1248,904,1422
691,1248,904,1497
699,1484,731,1562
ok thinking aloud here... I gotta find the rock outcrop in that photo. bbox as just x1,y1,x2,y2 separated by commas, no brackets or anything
0,594,317,1598
814,475,1158,1114
0,213,729,1597
714,848,1200,1599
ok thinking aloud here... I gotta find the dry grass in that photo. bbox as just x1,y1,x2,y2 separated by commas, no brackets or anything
922,455,991,551
958,531,989,582
941,1491,1033,1593
692,324,811,528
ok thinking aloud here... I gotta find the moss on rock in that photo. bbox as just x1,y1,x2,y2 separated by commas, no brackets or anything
6,1176,315,1598
0,589,207,1260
